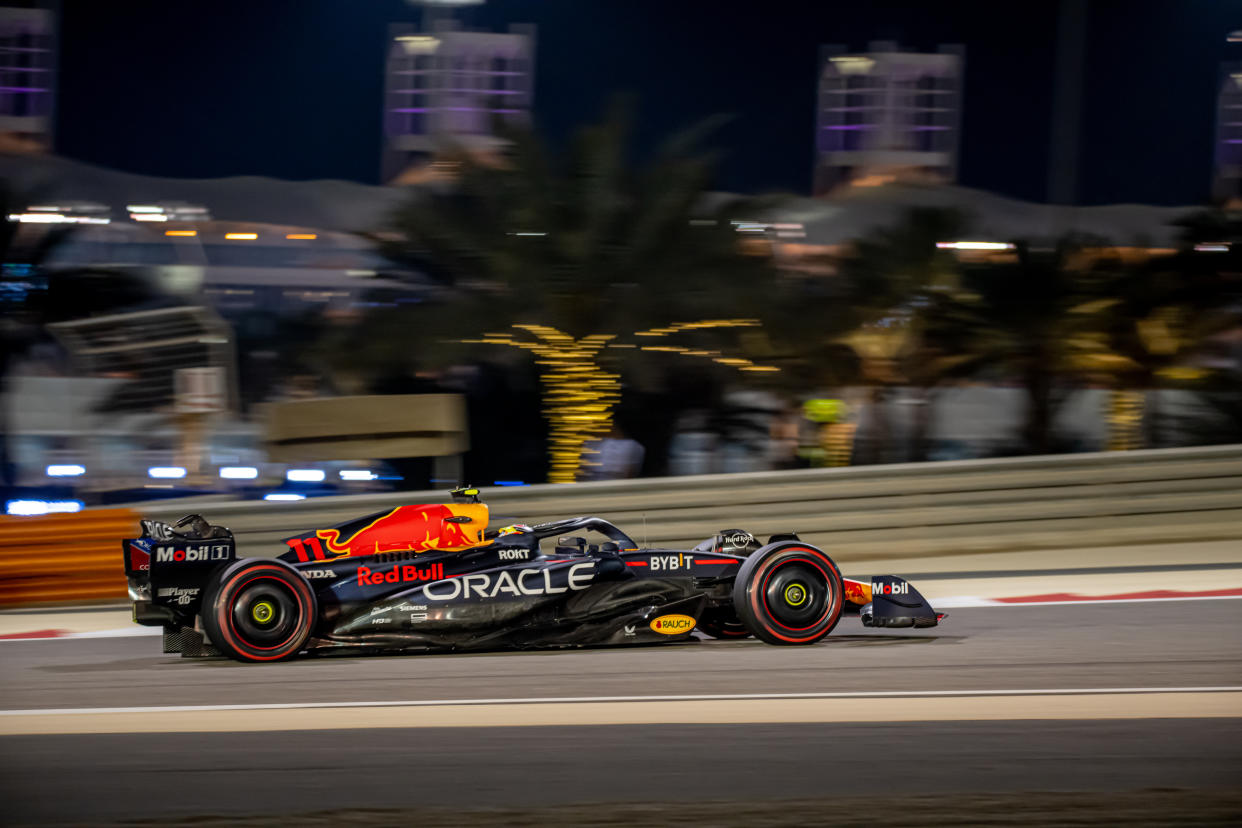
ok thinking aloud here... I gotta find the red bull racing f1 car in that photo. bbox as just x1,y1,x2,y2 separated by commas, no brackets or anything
122,489,944,662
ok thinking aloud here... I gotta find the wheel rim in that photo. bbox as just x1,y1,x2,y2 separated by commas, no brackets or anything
230,579,299,648
762,560,830,630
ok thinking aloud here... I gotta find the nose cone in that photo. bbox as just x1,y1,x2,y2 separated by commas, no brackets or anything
859,576,940,628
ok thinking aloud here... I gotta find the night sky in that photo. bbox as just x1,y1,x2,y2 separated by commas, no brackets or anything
52,0,1242,205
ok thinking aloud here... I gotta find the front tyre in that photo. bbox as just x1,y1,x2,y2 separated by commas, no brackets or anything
200,559,316,662
732,542,843,645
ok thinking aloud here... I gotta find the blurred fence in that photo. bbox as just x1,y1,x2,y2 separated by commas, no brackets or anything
0,509,135,606
138,444,1242,562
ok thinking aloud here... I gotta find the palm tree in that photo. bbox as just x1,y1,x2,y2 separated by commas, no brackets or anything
1090,214,1242,448
768,208,969,463
947,237,1126,455
369,106,783,482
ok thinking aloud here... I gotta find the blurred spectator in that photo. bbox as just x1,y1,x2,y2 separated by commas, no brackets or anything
582,426,645,481
767,400,803,469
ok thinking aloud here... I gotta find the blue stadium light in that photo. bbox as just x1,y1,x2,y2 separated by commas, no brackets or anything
6,500,83,516
219,466,259,480
493,480,526,486
339,469,376,481
286,469,325,482
46,464,86,477
264,493,306,502
148,466,187,479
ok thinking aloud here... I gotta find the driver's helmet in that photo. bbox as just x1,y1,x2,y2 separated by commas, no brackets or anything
497,524,533,537
715,529,761,556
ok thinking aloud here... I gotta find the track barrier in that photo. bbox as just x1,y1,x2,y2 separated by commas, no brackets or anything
3,445,1240,606
140,444,1242,561
0,509,136,607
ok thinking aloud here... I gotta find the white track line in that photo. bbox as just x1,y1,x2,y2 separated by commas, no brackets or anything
933,594,1242,608
4,686,1240,717
0,627,159,642
61,627,161,638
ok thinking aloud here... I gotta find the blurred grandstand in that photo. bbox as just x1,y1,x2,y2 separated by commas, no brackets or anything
1,141,1238,508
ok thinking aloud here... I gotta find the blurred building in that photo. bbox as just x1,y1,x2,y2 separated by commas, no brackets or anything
814,41,963,195
0,150,429,318
1213,62,1242,202
381,19,535,182
47,306,237,415
0,3,54,154
41,219,423,318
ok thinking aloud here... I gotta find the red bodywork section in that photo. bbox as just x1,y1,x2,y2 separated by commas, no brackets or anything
842,578,872,605
315,504,488,558
127,543,151,574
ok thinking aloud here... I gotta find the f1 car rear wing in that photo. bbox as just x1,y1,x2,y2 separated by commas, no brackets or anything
123,515,237,624
124,515,234,575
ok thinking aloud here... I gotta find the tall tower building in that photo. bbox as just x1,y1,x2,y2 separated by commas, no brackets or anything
813,41,963,195
1213,63,1242,202
382,19,535,182
0,4,54,153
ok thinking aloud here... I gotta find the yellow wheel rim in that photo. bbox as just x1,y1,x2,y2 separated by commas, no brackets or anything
252,601,275,623
784,583,808,607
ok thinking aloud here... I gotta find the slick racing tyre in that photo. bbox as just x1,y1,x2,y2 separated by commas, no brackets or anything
200,559,316,662
695,608,750,639
732,542,843,645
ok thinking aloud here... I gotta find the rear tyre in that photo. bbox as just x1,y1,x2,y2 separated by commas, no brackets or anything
200,559,316,662
732,542,843,645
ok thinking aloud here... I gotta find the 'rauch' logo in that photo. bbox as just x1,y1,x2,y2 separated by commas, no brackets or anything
649,614,696,635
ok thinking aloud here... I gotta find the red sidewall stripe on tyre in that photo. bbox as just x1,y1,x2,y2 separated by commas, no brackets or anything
751,547,842,643
218,568,310,659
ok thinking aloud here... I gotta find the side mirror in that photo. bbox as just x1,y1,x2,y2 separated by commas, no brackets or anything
445,515,473,524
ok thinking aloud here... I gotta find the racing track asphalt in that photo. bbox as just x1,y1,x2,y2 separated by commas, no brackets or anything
1,600,1240,823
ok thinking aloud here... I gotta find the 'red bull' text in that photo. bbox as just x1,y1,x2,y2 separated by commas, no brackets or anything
357,563,444,586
